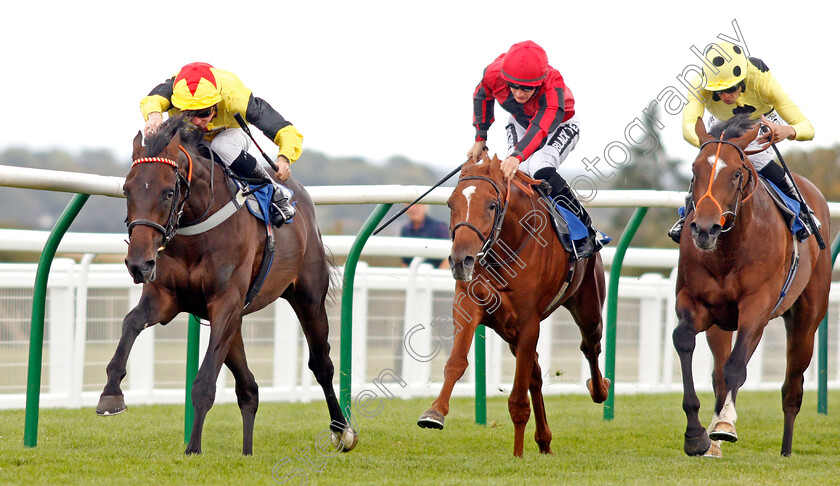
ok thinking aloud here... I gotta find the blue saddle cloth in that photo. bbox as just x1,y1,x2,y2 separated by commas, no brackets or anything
244,184,295,225
548,199,612,247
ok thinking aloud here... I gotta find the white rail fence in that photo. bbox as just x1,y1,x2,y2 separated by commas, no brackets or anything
0,235,837,410
0,165,836,410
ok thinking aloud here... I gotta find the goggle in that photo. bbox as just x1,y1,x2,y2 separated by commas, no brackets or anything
506,82,536,92
714,84,742,95
191,106,216,118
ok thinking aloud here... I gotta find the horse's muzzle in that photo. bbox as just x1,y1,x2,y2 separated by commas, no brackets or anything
125,257,157,284
689,221,722,250
450,255,475,281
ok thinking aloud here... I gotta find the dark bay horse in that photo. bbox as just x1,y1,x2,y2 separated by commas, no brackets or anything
417,155,610,457
97,115,357,455
674,116,830,457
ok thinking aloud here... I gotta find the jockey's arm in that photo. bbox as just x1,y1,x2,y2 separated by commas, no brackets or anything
245,94,303,171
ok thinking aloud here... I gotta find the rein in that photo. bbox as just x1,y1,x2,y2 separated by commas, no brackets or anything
126,145,193,249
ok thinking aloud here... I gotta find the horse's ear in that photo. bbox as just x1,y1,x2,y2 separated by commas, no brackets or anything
165,130,183,156
732,123,761,150
695,117,713,144
132,131,144,160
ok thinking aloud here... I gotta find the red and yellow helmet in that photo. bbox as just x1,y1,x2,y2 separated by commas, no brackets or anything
171,62,222,110
702,42,748,92
500,40,548,86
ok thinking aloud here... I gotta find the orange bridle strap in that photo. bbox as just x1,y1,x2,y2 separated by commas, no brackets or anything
695,132,727,226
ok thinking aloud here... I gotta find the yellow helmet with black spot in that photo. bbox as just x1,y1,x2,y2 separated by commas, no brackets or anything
702,42,748,92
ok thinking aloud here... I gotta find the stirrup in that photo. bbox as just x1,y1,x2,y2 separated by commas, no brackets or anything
270,195,296,226
796,211,820,241
668,218,684,244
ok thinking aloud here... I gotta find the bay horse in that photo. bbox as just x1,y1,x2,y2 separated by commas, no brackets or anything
673,116,830,457
417,155,610,457
96,114,358,455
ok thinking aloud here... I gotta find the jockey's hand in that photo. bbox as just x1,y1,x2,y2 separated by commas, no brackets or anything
467,141,487,161
757,114,796,145
500,156,520,181
275,156,291,181
144,112,163,137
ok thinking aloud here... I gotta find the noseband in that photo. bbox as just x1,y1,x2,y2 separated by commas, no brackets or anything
126,146,193,249
696,135,757,233
451,175,508,259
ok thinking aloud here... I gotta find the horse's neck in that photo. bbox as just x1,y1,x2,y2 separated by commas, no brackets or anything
182,158,233,221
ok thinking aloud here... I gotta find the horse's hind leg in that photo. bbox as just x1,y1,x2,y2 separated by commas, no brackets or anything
564,273,609,403
529,353,552,454
98,288,177,415
225,328,259,455
779,310,820,456
285,275,357,452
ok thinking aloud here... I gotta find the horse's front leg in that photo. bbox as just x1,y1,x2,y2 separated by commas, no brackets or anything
528,353,552,454
224,327,259,455
185,301,244,455
417,308,479,430
98,287,177,415
673,292,712,456
705,326,734,457
508,323,539,457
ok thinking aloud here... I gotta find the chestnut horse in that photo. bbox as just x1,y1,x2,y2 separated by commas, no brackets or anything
417,155,610,457
673,116,830,457
97,115,357,455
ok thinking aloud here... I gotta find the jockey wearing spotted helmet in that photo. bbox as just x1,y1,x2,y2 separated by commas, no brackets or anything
140,62,302,227
466,40,602,260
668,41,816,244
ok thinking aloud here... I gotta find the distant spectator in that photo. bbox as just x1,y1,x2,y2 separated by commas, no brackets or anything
400,204,450,268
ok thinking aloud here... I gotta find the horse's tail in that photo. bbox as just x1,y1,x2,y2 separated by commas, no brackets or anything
323,244,342,306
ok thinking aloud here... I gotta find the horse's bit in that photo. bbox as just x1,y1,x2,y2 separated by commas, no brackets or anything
126,146,193,250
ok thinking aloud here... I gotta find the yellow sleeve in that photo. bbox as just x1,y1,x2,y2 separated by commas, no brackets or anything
140,94,171,121
682,90,706,148
759,71,814,141
274,125,303,163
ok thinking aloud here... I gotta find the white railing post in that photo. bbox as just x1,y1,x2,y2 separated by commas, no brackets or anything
638,273,664,389
47,259,75,403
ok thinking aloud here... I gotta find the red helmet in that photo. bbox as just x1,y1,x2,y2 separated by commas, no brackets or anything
500,41,548,86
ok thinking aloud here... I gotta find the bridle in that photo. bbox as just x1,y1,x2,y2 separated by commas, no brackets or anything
451,175,508,259
696,133,757,233
126,145,193,249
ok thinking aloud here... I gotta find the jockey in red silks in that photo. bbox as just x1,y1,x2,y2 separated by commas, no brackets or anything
466,40,598,258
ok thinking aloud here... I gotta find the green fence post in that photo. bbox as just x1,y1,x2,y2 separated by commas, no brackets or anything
818,231,840,415
474,324,486,426
184,314,201,443
604,207,648,421
24,193,90,447
340,203,393,417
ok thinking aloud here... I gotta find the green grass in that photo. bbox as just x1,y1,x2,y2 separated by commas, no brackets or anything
1,391,838,485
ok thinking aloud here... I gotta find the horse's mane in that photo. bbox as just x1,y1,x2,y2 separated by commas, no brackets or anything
144,113,206,157
708,114,758,140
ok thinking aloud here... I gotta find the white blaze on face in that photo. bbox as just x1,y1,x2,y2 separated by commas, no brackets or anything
461,186,477,222
708,155,728,180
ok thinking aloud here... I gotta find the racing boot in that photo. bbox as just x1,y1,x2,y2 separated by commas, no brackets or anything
230,151,296,226
759,162,820,241
668,186,694,244
534,167,597,260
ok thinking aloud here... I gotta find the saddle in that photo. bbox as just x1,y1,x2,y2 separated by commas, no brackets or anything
758,177,806,236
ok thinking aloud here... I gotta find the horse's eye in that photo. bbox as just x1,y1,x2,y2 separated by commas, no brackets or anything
165,189,175,200
488,202,497,211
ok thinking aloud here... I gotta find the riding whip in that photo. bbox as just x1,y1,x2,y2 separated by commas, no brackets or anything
373,163,464,235
769,141,826,250
233,113,280,172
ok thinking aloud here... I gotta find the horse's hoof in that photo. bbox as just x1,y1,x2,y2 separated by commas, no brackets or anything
417,409,445,430
702,442,722,458
331,427,359,453
96,394,126,416
684,431,712,456
586,378,611,403
708,422,738,442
